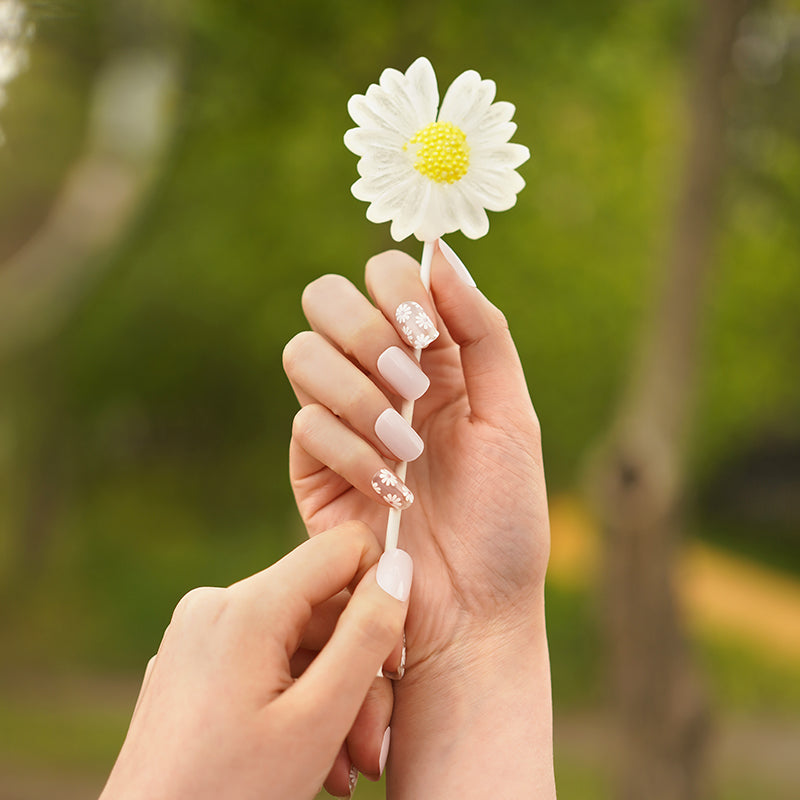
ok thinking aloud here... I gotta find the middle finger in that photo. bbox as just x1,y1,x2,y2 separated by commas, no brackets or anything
283,331,424,463
302,274,430,402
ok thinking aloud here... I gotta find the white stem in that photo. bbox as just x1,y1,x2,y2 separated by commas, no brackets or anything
384,239,435,552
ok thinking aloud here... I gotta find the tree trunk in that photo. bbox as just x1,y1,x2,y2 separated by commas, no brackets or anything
588,2,749,798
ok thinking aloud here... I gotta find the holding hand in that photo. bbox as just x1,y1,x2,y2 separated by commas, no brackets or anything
284,244,555,798
101,522,411,800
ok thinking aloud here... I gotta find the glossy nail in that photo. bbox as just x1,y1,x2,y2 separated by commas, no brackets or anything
371,468,414,509
379,727,391,776
376,549,413,602
374,408,423,462
395,301,439,349
377,346,430,401
439,238,477,287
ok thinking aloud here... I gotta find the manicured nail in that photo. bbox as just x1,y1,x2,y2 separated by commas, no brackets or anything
377,549,413,602
395,301,439,349
377,345,430,401
438,238,477,287
379,727,391,776
371,468,414,509
374,408,423,462
383,632,406,681
348,764,359,796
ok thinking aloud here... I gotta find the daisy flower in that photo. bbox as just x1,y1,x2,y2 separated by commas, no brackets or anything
344,56,529,242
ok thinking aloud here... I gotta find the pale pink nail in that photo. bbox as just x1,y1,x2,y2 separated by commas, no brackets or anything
377,346,429,401
371,468,414,509
379,727,391,776
438,238,477,287
374,408,423,462
377,549,414,602
395,301,439,349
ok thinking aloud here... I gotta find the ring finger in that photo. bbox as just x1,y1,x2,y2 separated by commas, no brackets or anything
283,332,424,463
302,274,431,402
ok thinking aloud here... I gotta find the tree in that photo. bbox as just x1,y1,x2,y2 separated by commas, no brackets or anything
588,1,751,798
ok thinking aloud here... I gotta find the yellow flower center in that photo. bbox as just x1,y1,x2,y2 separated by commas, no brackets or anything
404,121,470,184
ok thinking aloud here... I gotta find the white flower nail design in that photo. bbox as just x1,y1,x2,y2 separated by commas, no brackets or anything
344,57,529,242
396,301,439,350
371,469,414,509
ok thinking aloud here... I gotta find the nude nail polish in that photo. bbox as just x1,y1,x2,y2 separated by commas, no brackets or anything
438,238,477,287
377,346,430,401
379,727,391,776
395,301,439,349
376,549,414,602
371,468,414,509
374,408,424,462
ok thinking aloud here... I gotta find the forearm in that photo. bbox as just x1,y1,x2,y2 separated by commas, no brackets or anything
387,609,556,799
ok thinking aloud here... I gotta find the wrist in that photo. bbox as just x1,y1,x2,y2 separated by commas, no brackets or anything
388,604,556,798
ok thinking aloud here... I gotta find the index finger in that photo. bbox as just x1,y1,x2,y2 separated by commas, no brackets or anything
228,521,383,653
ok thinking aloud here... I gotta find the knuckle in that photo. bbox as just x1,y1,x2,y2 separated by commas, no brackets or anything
302,274,352,311
291,403,324,442
351,607,399,650
171,586,228,626
337,519,375,551
366,250,417,281
282,330,317,372
341,381,379,423
343,308,385,358
489,303,510,333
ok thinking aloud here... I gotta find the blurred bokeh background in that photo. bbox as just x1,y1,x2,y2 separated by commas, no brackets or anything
0,0,798,797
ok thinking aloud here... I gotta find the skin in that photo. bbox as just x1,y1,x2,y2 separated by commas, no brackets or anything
100,522,410,800
284,245,557,798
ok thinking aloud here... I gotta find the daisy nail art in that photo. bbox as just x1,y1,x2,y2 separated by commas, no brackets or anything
395,301,439,349
371,468,414,510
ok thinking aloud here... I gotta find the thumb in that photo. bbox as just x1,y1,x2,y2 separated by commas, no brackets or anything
431,239,536,428
277,549,412,743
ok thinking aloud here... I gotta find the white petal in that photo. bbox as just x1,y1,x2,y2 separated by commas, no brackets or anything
467,122,517,149
379,57,438,130
364,83,421,140
344,126,406,157
412,185,457,241
355,147,410,179
391,179,433,241
461,100,517,140
348,93,407,136
460,170,521,212
352,163,416,201
447,184,490,239
363,174,421,221
438,70,497,129
471,142,530,171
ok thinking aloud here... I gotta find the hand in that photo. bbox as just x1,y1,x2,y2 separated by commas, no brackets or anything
284,244,548,679
100,522,412,800
283,244,555,797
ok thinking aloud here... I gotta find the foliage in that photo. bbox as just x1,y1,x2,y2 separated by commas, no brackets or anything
0,0,797,696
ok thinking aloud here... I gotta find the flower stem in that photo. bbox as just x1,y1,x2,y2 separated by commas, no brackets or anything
384,239,435,551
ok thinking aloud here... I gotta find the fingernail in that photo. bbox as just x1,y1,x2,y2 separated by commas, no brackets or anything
374,408,423,462
348,764,359,796
438,238,477,287
383,632,406,680
377,346,430,401
395,301,440,349
371,468,414,510
379,727,391,776
377,549,413,602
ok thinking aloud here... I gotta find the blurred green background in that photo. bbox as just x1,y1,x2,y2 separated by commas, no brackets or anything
0,0,798,797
